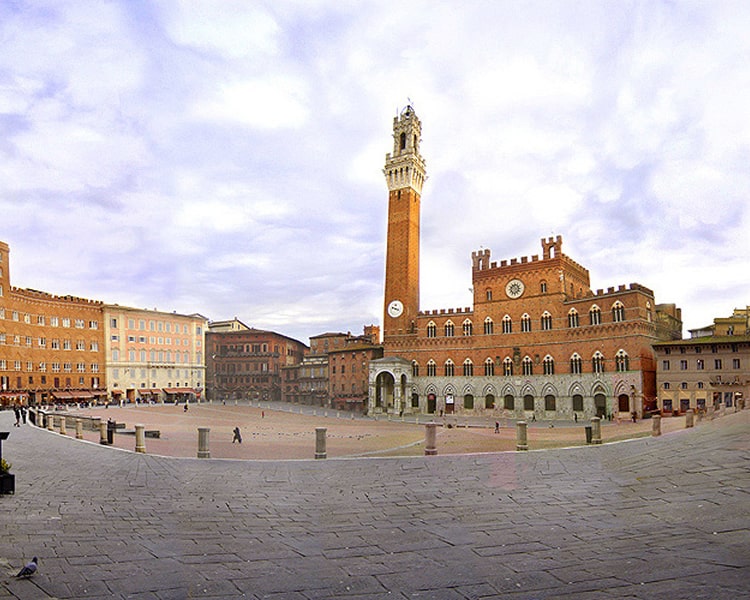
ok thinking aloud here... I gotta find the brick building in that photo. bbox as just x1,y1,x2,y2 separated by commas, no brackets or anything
0,240,107,406
282,327,382,411
104,305,207,404
369,107,682,420
206,322,307,403
654,307,749,415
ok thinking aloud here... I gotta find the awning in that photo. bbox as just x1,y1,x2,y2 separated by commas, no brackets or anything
51,391,73,400
111,389,124,395
138,390,158,396
162,387,196,395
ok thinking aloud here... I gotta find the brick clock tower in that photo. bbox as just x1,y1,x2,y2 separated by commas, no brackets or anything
383,105,426,339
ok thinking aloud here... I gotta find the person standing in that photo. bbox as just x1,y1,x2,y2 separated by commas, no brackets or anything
13,405,21,427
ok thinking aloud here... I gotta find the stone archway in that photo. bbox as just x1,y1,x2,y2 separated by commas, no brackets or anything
594,393,607,418
375,371,394,410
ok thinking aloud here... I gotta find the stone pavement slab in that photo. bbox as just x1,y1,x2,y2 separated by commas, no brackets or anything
0,409,748,599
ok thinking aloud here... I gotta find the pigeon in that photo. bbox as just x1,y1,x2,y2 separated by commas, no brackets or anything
16,557,37,578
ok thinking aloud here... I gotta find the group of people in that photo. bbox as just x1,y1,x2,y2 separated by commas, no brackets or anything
12,405,27,427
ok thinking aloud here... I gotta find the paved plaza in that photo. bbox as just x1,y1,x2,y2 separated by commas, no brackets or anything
0,408,748,599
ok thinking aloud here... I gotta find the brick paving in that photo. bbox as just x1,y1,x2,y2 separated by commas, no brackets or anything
0,408,748,599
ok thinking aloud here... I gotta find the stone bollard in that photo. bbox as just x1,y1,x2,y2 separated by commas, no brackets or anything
424,422,437,455
197,427,210,458
652,414,662,437
591,416,602,445
47,415,55,431
59,417,67,436
685,409,694,428
516,420,528,451
415,415,419,425
135,424,146,453
99,421,109,444
75,418,83,439
315,427,327,459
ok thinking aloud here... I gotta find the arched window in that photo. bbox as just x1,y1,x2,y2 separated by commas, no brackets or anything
412,361,419,377
426,360,436,377
570,353,582,375
486,289,493,301
464,394,474,409
502,315,512,334
462,319,473,336
541,311,553,331
589,306,602,326
485,394,495,409
427,321,437,338
543,355,555,375
545,394,556,411
484,358,495,376
522,356,533,376
592,351,605,374
463,359,473,377
540,280,548,294
444,320,455,337
503,357,514,376
612,301,625,322
615,350,630,372
444,359,455,377
504,394,515,410
568,309,579,328
521,314,532,332
484,317,494,335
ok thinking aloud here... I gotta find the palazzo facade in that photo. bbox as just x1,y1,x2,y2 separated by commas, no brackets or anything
369,107,682,420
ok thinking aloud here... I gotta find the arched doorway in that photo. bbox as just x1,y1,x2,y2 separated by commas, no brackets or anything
427,393,436,414
594,393,607,417
618,394,630,413
375,371,395,410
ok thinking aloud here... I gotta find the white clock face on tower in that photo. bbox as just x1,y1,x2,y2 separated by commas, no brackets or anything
505,279,525,299
387,300,404,318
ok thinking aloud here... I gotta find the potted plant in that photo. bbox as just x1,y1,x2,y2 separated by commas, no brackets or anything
0,458,14,495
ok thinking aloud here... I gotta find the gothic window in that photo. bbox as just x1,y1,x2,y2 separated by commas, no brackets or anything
486,289,493,301
521,314,532,332
485,394,495,409
522,356,533,376
504,394,514,410
545,394,556,411
570,353,582,375
426,360,437,377
568,309,579,328
444,359,455,377
464,394,474,410
572,394,584,411
612,301,625,323
540,281,548,294
589,305,602,326
463,359,474,377
503,357,514,376
427,322,437,338
412,361,419,377
615,350,630,372
399,132,406,150
502,315,512,334
462,319,473,336
543,355,555,375
484,317,494,335
484,358,495,376
444,321,455,337
541,311,553,331
592,352,605,374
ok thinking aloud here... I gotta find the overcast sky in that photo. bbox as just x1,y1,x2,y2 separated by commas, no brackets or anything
2,1,748,343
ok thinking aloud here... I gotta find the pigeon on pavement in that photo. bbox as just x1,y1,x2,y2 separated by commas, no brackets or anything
16,557,38,578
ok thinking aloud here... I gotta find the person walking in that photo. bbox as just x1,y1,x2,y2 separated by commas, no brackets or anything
13,405,21,427
232,427,242,444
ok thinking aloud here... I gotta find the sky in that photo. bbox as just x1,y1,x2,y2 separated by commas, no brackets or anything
2,1,749,343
